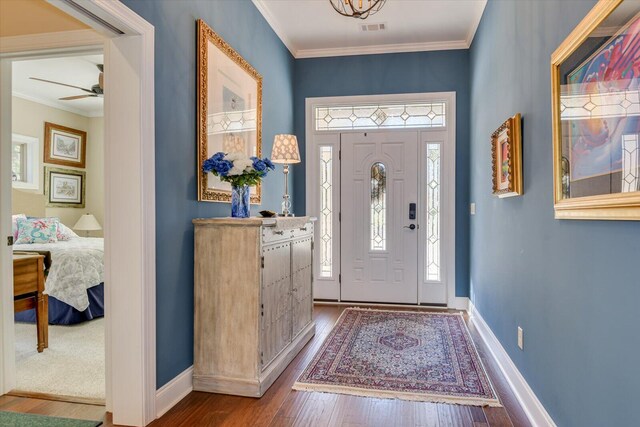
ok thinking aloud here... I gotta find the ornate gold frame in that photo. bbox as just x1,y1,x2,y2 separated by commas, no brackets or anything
551,0,640,220
197,19,263,203
491,113,523,197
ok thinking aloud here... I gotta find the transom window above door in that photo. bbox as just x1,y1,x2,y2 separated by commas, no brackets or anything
315,102,446,131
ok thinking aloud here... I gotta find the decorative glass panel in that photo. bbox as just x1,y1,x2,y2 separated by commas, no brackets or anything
370,162,387,251
319,146,333,277
316,102,446,131
622,134,640,193
425,144,441,281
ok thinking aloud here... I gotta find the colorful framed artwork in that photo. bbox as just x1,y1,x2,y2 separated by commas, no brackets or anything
491,113,523,198
197,19,263,204
44,166,86,208
551,0,640,220
44,122,87,168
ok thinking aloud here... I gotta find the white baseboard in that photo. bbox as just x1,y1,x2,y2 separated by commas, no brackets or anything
469,302,556,427
155,366,193,419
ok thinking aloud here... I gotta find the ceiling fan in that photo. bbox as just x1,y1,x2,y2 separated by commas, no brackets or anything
29,64,104,101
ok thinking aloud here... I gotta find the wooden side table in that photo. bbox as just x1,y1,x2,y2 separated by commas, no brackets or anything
13,254,48,352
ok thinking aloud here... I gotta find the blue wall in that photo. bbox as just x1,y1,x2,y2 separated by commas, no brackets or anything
470,1,640,426
294,51,471,297
120,0,295,388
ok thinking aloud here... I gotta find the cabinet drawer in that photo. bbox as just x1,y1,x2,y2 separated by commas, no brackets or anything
261,227,292,245
291,223,313,240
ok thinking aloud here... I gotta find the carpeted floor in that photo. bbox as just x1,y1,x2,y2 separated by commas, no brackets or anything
14,318,105,400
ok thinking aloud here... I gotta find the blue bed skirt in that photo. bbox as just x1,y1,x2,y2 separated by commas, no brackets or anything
15,283,104,325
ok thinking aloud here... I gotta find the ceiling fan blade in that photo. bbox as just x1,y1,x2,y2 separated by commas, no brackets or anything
30,77,94,94
59,95,97,101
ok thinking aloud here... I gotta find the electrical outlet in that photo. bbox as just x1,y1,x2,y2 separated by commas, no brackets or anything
470,203,476,215
517,327,524,350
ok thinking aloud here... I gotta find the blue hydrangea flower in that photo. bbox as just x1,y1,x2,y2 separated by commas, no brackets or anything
264,158,275,170
216,160,233,176
252,158,267,173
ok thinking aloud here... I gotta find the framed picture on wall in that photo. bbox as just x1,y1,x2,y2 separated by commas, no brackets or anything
44,166,86,208
551,0,640,220
197,18,263,204
491,113,523,198
44,122,87,168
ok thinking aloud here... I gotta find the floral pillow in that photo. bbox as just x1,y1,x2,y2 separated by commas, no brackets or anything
15,217,59,244
25,217,78,241
12,214,26,240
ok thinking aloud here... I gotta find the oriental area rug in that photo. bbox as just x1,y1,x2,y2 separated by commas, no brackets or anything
294,308,501,407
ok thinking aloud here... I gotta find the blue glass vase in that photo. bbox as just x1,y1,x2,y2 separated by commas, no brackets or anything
231,185,250,218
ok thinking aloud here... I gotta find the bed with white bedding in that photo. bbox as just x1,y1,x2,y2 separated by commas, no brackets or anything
14,237,104,325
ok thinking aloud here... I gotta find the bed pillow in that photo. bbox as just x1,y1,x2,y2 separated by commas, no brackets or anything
12,214,26,240
15,217,59,244
26,216,78,241
57,221,79,240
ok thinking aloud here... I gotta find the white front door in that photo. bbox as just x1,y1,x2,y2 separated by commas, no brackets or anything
340,131,419,303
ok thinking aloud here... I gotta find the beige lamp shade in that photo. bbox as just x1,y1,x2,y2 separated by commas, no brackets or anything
271,134,300,164
73,213,102,231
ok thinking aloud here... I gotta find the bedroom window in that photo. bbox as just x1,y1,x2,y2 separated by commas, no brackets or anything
11,134,39,190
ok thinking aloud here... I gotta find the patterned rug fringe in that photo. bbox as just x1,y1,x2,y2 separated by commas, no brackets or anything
292,382,502,407
345,306,465,316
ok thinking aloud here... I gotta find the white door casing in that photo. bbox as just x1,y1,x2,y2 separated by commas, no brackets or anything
340,131,419,304
305,92,456,307
0,1,157,425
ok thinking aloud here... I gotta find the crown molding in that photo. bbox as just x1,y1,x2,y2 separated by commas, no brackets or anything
251,0,298,57
466,0,488,47
295,40,469,59
0,29,103,55
12,91,103,118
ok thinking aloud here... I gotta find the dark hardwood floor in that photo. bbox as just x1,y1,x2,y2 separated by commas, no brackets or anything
0,304,531,427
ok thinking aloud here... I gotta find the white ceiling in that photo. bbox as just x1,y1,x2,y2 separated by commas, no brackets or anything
253,0,487,58
12,54,104,117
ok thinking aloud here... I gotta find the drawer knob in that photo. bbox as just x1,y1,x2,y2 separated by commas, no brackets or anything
299,227,307,231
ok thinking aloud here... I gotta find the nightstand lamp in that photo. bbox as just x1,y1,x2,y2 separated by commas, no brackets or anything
271,134,300,217
73,214,102,237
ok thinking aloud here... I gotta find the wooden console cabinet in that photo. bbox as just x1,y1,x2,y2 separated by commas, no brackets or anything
192,217,316,397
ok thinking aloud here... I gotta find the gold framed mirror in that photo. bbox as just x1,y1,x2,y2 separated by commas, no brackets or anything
197,19,263,203
551,0,640,220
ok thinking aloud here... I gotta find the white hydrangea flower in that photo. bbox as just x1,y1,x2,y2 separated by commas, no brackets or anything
224,152,247,162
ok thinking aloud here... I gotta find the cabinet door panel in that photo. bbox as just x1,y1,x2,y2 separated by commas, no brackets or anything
291,237,313,338
261,242,292,368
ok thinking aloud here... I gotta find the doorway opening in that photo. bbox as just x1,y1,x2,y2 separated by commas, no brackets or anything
10,51,106,405
305,93,456,307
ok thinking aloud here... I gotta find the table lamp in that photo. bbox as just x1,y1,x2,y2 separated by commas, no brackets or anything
271,134,300,216
73,213,102,237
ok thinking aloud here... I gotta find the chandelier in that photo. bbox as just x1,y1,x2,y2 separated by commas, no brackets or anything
329,0,387,20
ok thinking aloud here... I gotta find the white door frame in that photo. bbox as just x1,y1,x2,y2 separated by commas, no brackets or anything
305,92,457,308
0,1,156,425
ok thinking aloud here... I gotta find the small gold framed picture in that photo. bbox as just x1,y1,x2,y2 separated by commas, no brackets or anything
44,122,87,169
491,113,523,198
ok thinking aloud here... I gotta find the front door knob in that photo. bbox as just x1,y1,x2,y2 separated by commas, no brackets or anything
404,224,416,230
